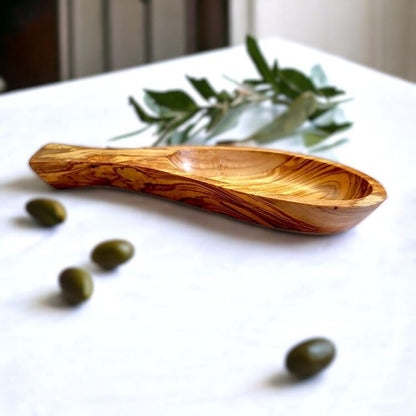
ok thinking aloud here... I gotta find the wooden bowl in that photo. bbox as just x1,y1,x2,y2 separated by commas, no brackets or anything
29,143,387,234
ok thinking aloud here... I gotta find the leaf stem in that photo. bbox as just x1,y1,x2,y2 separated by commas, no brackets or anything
107,126,151,141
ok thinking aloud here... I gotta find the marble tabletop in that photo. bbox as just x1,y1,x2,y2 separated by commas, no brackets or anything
1,38,415,415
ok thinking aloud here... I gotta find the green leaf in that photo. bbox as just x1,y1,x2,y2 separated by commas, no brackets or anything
143,92,160,113
205,104,250,140
205,108,223,131
272,60,279,77
316,86,345,98
167,124,195,145
310,64,328,88
143,93,175,117
129,96,161,122
161,112,197,136
309,98,352,121
311,138,349,152
186,76,218,100
217,90,232,102
144,89,198,112
277,80,299,100
309,106,334,121
317,87,345,98
301,130,329,147
246,35,279,93
245,91,317,143
280,68,316,93
242,79,268,86
314,121,352,134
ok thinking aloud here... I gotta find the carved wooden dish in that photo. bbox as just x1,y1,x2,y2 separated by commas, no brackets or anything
29,143,387,234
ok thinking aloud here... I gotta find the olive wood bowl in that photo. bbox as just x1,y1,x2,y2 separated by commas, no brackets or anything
29,143,387,234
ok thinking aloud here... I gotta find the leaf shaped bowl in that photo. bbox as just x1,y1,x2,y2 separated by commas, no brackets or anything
29,143,387,234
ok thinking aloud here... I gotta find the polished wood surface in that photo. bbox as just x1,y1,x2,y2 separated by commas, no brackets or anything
29,143,387,234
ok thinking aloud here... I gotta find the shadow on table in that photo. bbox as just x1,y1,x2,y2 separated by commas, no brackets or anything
12,216,42,229
37,292,78,310
6,175,348,248
263,370,322,390
5,175,51,192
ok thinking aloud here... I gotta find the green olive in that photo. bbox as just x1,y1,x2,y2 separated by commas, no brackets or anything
26,198,66,227
59,267,93,305
91,239,134,270
285,337,336,379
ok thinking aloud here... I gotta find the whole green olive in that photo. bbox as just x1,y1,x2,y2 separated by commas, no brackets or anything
285,337,336,379
26,198,66,226
91,239,135,270
59,267,93,305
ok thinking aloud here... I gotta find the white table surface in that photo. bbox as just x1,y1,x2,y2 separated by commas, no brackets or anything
1,38,415,415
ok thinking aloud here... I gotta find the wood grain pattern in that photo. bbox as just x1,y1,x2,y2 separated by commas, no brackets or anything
29,143,387,234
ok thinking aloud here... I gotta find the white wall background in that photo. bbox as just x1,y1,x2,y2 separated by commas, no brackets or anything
230,0,416,82
58,0,186,80
58,0,416,83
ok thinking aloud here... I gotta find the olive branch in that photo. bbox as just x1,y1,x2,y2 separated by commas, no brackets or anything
111,35,352,151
